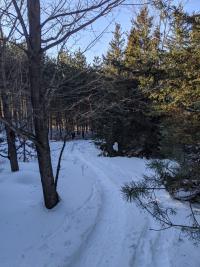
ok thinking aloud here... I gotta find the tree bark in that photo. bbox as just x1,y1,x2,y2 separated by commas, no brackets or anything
5,125,19,171
0,36,19,172
27,0,58,209
5,124,19,172
1,89,19,172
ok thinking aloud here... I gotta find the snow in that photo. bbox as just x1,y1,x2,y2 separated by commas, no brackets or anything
0,140,200,267
113,142,119,152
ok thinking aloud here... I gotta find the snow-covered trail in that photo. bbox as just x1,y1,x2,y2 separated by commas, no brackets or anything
1,140,200,267
66,141,172,267
69,142,131,267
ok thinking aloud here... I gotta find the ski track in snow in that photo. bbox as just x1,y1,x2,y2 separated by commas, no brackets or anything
66,141,172,267
68,143,128,267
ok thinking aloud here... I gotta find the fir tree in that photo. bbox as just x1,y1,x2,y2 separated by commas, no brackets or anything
104,23,125,76
93,10,161,157
125,7,155,72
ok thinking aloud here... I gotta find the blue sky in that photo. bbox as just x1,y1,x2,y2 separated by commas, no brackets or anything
72,0,199,63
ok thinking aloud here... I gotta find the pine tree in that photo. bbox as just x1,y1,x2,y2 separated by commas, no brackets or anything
124,7,161,156
93,10,161,158
125,7,154,69
104,23,125,76
73,49,87,70
148,7,200,160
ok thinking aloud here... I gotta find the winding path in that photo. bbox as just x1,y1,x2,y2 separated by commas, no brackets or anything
67,141,172,267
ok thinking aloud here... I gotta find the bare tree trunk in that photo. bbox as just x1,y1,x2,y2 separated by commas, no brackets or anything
7,0,124,209
27,0,58,209
3,106,19,172
7,129,19,172
0,36,19,172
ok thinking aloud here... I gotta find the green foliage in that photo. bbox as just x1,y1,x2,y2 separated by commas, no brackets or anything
93,8,162,158
122,159,200,241
123,157,200,203
122,181,151,202
125,6,155,68
150,7,200,114
103,23,125,76
120,6,200,239
125,6,160,91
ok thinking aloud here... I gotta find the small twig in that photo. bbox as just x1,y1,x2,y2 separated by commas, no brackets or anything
0,152,9,159
55,135,67,189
